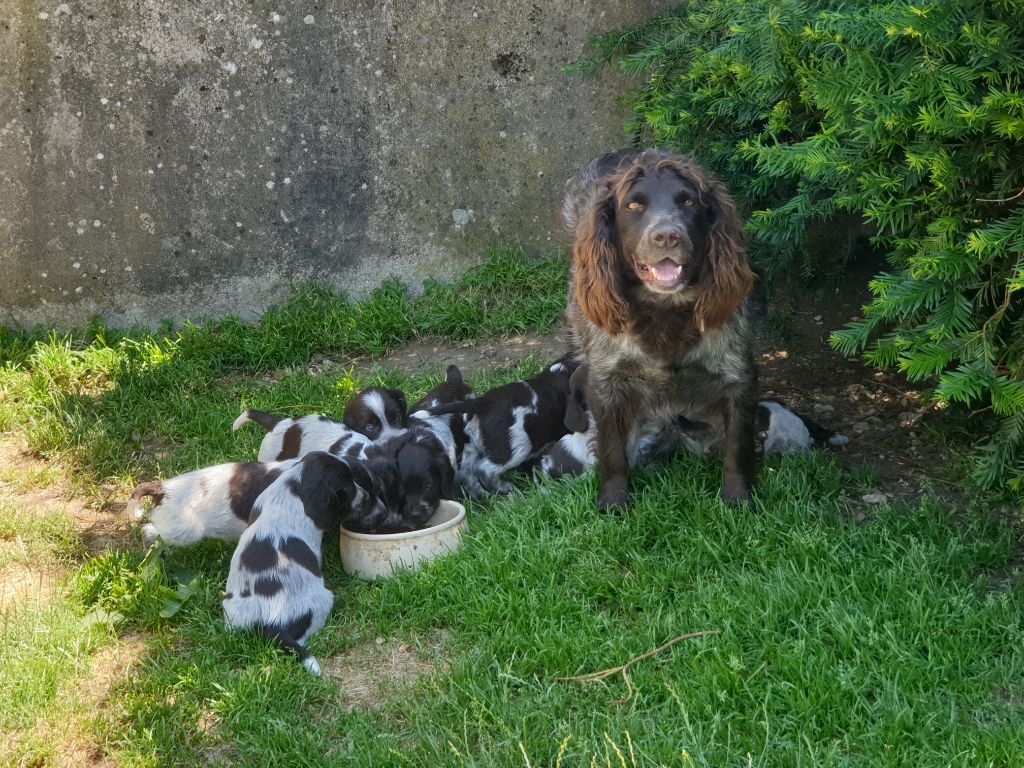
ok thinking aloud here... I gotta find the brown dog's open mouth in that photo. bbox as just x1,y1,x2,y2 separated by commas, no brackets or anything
637,259,684,289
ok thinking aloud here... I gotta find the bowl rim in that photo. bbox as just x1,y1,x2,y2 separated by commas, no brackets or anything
339,499,466,543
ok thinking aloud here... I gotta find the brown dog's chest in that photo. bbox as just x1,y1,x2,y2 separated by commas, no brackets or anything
623,300,704,362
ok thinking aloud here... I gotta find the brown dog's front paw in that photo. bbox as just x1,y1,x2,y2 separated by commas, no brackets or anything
721,473,752,505
597,481,631,514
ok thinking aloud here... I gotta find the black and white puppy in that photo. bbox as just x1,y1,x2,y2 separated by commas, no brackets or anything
233,386,408,462
403,365,476,472
354,428,457,534
130,460,296,547
533,363,679,479
756,400,849,455
222,451,381,676
428,357,579,498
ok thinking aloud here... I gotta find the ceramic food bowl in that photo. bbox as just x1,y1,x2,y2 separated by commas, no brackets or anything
339,499,467,579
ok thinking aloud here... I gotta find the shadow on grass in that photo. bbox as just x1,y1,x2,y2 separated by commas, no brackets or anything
0,248,567,487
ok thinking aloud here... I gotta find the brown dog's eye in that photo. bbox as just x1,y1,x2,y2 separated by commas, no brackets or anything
681,199,694,208
626,201,644,211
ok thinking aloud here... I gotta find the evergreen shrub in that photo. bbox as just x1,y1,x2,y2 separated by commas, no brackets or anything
572,1,1024,499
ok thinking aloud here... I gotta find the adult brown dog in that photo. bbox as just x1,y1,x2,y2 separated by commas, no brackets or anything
563,149,758,510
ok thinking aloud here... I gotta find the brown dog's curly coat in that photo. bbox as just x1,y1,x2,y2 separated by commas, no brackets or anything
563,149,758,510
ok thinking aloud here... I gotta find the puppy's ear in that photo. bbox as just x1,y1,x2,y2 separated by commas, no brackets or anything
574,186,630,336
390,388,408,416
434,451,456,501
564,365,591,433
297,452,354,528
694,175,756,332
445,364,463,383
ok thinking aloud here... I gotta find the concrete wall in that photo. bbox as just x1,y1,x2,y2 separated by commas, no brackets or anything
0,1,673,329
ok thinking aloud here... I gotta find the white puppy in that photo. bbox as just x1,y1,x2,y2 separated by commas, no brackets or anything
130,460,295,547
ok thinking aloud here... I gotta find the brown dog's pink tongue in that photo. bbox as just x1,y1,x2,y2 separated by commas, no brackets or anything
651,260,682,282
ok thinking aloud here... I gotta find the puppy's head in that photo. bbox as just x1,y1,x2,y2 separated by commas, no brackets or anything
343,387,408,440
410,365,475,412
393,434,454,529
364,431,453,530
291,451,358,530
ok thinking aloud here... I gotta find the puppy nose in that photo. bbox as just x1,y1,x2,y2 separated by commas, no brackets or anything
650,225,682,248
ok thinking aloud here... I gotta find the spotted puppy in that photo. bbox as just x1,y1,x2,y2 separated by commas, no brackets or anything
756,401,849,455
428,357,579,498
233,386,408,462
222,451,382,676
130,460,295,547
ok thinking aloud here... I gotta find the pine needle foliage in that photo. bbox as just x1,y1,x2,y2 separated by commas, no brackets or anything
571,0,1024,500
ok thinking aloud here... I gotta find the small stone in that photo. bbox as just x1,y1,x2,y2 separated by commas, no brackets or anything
304,14,315,24
375,637,386,645
855,512,868,524
861,492,888,504
852,421,869,432
813,315,823,322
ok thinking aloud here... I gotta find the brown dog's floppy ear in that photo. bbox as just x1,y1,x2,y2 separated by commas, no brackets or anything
694,176,756,333
573,188,630,336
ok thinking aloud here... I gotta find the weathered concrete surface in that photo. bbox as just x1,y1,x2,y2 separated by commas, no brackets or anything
0,1,673,329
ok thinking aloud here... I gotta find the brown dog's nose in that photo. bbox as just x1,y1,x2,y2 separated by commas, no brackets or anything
650,224,682,248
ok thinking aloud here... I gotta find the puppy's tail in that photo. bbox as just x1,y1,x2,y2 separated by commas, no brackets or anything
260,625,321,676
128,480,166,521
798,412,849,448
233,409,283,433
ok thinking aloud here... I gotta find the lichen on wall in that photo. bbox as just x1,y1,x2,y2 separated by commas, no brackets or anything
0,1,673,328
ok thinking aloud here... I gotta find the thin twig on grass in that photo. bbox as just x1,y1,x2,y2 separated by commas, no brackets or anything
557,629,720,704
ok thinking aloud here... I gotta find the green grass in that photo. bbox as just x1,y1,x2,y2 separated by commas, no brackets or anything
8,457,1022,767
0,499,84,569
1,247,1023,766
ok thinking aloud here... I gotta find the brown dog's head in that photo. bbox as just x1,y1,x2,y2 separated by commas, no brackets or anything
573,150,755,336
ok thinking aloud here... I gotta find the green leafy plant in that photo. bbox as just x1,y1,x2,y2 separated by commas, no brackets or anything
573,0,1024,499
73,543,194,627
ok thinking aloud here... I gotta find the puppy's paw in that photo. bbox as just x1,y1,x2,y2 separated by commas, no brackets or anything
494,481,514,496
141,523,159,547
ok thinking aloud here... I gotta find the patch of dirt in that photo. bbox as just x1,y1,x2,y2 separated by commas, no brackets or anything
303,329,573,380
755,255,963,500
0,436,132,559
321,632,451,712
0,563,64,614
